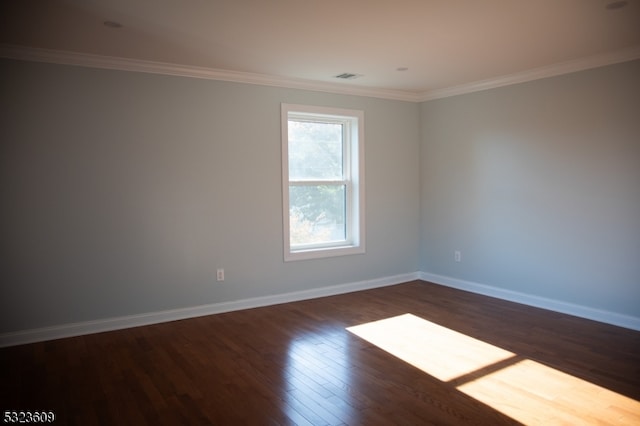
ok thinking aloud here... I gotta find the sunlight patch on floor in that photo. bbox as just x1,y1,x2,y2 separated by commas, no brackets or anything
458,358,640,425
347,313,640,425
347,313,515,381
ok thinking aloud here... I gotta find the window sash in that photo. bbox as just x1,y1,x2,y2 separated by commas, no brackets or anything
288,118,345,181
282,103,364,261
288,181,353,250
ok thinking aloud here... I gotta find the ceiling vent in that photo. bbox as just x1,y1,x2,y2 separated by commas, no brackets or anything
334,73,362,80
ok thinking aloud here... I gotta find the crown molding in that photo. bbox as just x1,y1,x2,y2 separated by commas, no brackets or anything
0,44,421,102
418,45,640,102
1,44,639,103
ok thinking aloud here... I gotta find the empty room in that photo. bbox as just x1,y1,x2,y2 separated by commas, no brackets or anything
1,1,639,424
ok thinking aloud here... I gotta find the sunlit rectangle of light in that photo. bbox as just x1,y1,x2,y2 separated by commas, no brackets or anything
346,313,515,382
458,358,640,425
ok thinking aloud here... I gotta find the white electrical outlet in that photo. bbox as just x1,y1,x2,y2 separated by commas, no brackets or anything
454,251,462,262
216,268,225,281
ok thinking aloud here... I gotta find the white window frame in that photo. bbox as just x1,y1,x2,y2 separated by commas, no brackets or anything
282,103,365,261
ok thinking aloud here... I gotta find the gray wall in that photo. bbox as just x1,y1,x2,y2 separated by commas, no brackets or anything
2,57,639,335
0,59,421,333
420,59,640,318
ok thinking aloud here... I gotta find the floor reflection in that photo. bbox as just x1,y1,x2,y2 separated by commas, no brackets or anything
347,313,640,425
285,328,358,425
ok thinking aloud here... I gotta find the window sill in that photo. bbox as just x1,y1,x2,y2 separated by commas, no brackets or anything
285,245,365,262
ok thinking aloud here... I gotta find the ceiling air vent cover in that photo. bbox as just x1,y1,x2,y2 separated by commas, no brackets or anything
334,73,362,80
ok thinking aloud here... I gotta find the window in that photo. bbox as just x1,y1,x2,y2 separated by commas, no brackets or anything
282,104,365,261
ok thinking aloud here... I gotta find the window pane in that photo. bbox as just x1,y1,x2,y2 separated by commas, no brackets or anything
289,185,346,245
288,120,343,180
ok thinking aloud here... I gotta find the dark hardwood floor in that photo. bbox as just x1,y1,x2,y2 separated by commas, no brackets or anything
2,280,639,425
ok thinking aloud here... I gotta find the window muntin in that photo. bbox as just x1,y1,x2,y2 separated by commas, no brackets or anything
282,104,364,261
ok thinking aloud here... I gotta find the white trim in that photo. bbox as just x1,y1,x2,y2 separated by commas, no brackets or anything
417,45,640,101
0,272,419,348
419,272,640,332
2,270,638,347
2,44,638,103
282,103,365,261
0,45,420,102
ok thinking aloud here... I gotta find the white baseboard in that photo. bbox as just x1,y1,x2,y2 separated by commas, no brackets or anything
419,271,640,331
0,272,420,347
3,270,637,347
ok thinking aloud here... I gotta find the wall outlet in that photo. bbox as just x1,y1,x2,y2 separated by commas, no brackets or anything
216,268,225,281
454,250,462,262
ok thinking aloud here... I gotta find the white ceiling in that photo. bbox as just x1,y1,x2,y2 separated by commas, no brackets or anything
1,0,640,100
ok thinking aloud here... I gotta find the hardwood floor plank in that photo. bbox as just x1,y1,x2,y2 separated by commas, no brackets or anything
2,280,639,425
